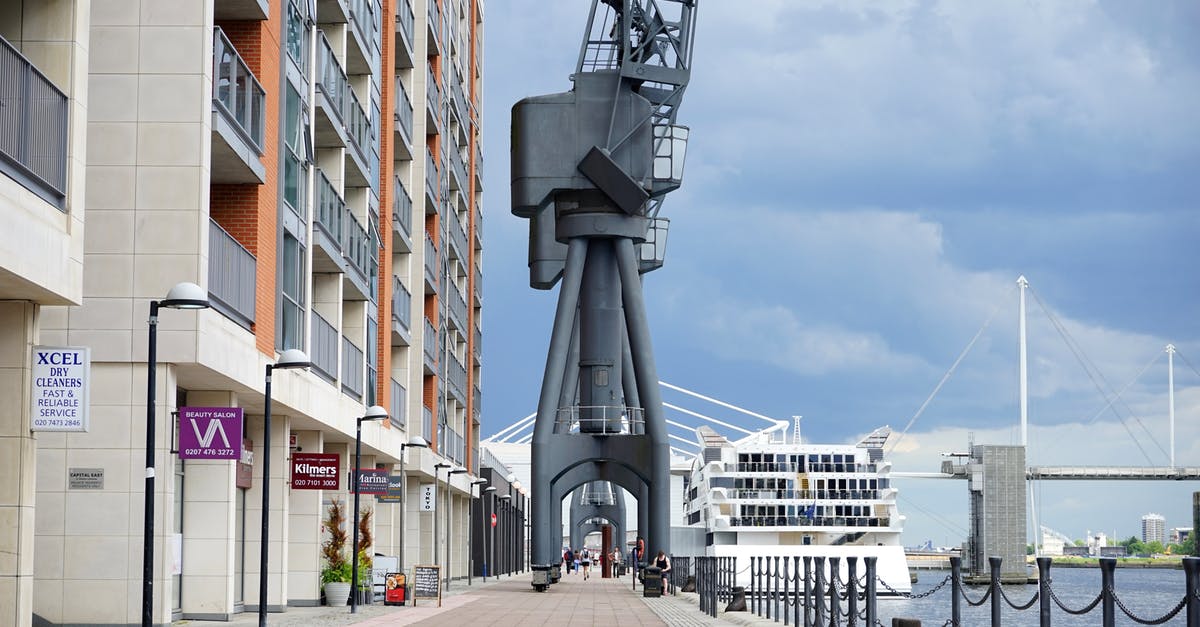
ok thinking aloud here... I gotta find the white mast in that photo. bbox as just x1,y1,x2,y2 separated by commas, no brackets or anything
1167,344,1176,468
1017,276,1029,447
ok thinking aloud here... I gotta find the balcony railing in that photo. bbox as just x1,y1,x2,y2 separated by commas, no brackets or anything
447,352,466,398
426,66,442,124
422,405,433,444
423,234,439,287
423,317,437,363
393,176,412,236
212,28,265,153
447,279,467,330
390,378,406,430
424,151,439,201
0,35,68,205
317,34,351,126
315,170,344,247
341,336,364,399
445,204,467,259
311,311,338,380
208,219,256,329
392,276,412,331
427,0,441,52
344,214,370,283
395,0,415,50
347,0,381,62
395,78,414,142
448,143,466,190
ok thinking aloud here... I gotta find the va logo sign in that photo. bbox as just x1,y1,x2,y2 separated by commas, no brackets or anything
178,407,243,460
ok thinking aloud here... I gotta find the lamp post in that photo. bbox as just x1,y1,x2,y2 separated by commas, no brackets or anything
433,462,450,569
509,478,522,576
351,405,389,614
497,494,511,576
397,436,428,572
469,479,488,585
482,486,496,580
258,349,310,626
447,468,468,588
142,282,210,627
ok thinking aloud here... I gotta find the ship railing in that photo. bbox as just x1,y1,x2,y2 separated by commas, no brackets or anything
726,462,879,474
726,489,882,501
554,405,644,435
729,515,891,528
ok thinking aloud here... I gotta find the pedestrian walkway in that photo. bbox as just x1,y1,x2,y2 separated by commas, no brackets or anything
186,571,777,627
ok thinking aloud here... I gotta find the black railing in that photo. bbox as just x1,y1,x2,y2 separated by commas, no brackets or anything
0,35,68,206
724,554,1200,627
207,219,256,329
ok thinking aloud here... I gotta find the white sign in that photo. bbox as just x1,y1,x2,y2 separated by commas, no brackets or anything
420,484,436,511
31,346,90,432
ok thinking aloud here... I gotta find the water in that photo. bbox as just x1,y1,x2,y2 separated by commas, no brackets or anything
877,567,1191,626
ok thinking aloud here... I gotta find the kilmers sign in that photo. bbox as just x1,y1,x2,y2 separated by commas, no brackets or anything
292,453,340,490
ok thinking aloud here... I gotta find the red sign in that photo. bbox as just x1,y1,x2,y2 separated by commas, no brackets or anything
291,453,340,490
491,513,497,528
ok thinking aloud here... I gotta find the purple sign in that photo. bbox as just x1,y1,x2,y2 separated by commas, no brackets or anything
178,407,243,459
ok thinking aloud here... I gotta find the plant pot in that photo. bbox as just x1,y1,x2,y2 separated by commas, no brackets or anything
324,582,351,607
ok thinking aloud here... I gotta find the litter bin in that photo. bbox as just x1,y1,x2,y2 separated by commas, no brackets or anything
642,566,663,597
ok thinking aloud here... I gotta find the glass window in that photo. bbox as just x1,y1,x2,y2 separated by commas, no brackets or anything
286,1,309,73
280,233,305,350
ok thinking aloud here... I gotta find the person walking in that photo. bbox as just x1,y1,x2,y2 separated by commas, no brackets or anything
564,547,574,574
581,548,592,580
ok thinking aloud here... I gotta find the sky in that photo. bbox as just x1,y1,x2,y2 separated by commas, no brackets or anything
475,1,1200,547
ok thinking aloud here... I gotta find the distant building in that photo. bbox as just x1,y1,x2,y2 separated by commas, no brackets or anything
1063,545,1090,557
1099,546,1128,558
1087,531,1108,556
1171,527,1193,544
1142,513,1166,544
1041,535,1065,556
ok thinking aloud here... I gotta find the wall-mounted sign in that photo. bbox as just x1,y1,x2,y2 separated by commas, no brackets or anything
292,453,340,490
376,474,405,503
419,484,436,511
236,439,254,489
31,346,90,432
177,407,242,459
68,468,104,490
354,468,389,495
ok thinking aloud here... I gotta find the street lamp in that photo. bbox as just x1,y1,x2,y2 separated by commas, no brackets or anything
397,435,428,572
469,479,488,585
482,486,496,580
258,348,310,626
142,282,209,627
509,478,522,576
447,468,468,588
433,462,450,569
351,405,388,614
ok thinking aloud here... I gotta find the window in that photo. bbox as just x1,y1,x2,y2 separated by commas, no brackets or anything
282,86,310,220
280,233,305,350
286,0,309,73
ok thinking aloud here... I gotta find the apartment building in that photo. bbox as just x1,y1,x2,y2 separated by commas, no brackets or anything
0,0,489,624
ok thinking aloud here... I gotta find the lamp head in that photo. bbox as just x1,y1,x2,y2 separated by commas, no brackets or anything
360,405,388,422
273,348,311,370
160,281,210,309
483,486,497,493
505,473,516,483
404,436,430,449
512,480,522,491
449,468,468,476
434,462,451,470
498,494,511,501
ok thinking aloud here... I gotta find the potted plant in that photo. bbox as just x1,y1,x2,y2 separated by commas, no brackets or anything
320,500,352,606
355,508,374,605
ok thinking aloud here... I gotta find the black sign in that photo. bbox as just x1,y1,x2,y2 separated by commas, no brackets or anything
354,468,389,495
376,474,405,503
412,564,441,606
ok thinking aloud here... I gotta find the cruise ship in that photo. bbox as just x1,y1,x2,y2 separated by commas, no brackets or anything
682,423,912,594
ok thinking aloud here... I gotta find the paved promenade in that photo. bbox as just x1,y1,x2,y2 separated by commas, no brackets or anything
198,571,776,627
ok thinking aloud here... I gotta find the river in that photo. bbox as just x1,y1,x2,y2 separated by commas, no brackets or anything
876,566,1192,626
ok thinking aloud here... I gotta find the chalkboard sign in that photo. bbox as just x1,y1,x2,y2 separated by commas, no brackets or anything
412,564,441,606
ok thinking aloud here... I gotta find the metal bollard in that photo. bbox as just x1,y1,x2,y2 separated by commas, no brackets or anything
950,556,962,627
1100,557,1116,627
814,556,826,627
804,556,814,627
989,556,1002,627
1037,557,1052,627
1182,557,1198,627
828,556,840,627
774,555,781,622
864,556,877,627
847,557,858,627
783,556,791,626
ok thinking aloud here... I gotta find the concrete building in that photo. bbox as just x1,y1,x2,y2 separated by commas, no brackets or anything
0,0,487,624
1141,512,1165,544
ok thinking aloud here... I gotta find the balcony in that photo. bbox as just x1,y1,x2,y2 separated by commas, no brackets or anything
342,213,372,299
394,0,415,69
392,175,413,251
315,34,374,187
391,276,412,341
311,311,338,381
426,0,441,56
422,405,433,444
444,202,467,262
0,36,68,209
316,0,350,23
345,0,381,75
341,336,364,400
423,234,439,293
473,141,483,190
474,200,482,250
473,261,482,306
425,66,442,135
210,28,266,184
422,317,437,371
313,171,345,267
394,78,414,157
215,0,269,20
446,352,466,401
447,144,467,192
446,278,466,331
390,378,407,430
208,219,256,330
424,151,440,207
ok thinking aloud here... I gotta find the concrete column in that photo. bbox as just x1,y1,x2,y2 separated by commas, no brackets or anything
0,302,37,627
247,412,292,612
287,430,324,605
180,390,239,620
1193,492,1199,557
